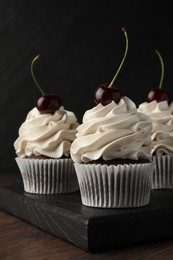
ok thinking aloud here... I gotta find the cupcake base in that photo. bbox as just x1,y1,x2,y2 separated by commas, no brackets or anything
74,162,154,208
152,155,173,189
15,157,79,194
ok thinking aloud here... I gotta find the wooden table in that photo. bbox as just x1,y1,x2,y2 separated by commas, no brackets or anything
1,174,173,259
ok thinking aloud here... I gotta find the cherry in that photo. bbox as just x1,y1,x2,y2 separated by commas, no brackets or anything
146,49,171,104
94,83,123,105
37,94,61,114
31,54,61,114
147,88,171,104
93,27,128,105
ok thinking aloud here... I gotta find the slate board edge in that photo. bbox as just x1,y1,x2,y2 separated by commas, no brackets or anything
1,185,173,251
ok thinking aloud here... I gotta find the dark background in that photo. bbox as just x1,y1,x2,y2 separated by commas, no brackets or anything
0,0,172,174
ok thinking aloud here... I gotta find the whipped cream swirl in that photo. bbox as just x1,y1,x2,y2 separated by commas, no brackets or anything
14,106,79,158
138,100,173,155
70,97,152,163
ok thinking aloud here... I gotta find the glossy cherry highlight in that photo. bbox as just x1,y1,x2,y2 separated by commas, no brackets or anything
31,54,61,114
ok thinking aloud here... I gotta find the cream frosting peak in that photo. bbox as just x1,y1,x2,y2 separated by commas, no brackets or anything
138,100,173,155
71,97,152,163
14,106,79,158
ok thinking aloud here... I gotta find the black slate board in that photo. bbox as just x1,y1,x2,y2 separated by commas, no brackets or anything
1,178,173,251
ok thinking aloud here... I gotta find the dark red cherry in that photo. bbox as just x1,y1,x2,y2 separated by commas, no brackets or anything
37,94,61,114
147,88,171,104
93,27,128,106
93,83,123,105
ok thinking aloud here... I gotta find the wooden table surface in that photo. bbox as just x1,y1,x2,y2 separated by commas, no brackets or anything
1,174,173,259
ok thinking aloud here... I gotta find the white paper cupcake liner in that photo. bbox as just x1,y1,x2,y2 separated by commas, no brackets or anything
15,157,79,194
152,155,173,189
74,162,154,208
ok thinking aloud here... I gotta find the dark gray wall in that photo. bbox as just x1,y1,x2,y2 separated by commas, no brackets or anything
0,0,172,173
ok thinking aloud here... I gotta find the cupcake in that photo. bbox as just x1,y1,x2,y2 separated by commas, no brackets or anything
71,96,154,208
138,49,173,189
14,54,79,194
138,100,173,189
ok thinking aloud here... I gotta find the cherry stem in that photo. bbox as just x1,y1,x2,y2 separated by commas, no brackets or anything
155,49,164,89
31,54,45,96
108,27,128,88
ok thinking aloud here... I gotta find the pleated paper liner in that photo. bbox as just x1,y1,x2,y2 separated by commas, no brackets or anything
75,162,154,208
15,157,79,194
152,155,173,189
